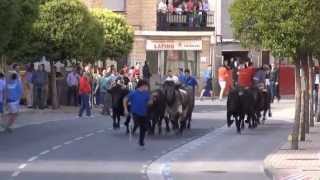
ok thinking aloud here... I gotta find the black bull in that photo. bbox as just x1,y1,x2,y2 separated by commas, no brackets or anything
227,87,272,134
148,81,195,134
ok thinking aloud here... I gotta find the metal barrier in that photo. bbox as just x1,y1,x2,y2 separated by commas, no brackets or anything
157,11,215,31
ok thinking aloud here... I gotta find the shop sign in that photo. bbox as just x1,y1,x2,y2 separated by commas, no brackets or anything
146,40,202,51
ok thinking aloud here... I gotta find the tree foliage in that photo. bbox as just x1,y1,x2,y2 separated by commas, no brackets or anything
0,1,19,54
91,9,134,60
33,0,104,61
5,0,40,62
229,0,320,58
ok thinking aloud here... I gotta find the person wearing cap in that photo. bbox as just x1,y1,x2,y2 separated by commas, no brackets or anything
123,80,151,148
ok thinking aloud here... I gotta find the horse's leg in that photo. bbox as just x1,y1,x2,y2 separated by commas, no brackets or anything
125,115,130,134
262,109,267,124
268,107,272,117
187,112,192,129
164,116,171,132
149,116,155,135
117,111,121,129
235,116,241,134
256,111,261,125
227,112,234,127
252,113,258,128
158,116,162,135
179,116,186,135
112,109,117,129
247,114,253,129
240,114,245,129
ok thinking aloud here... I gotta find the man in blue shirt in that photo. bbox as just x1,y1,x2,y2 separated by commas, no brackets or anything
178,68,185,83
123,80,151,147
182,69,198,95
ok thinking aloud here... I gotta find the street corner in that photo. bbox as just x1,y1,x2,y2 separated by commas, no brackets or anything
263,156,303,180
263,144,316,180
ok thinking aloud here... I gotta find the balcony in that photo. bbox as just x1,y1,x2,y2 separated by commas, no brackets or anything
157,11,215,31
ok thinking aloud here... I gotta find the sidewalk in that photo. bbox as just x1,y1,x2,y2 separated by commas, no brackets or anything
1,100,216,131
0,106,104,131
264,122,320,180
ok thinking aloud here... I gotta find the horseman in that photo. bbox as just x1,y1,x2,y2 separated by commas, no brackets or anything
165,69,179,84
180,69,198,95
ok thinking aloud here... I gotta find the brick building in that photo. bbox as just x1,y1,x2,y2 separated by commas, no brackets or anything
84,0,216,88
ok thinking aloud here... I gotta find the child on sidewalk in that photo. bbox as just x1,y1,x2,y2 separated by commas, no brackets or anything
123,80,151,148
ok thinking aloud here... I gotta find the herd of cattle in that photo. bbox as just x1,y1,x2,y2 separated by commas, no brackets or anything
111,81,272,136
227,86,272,134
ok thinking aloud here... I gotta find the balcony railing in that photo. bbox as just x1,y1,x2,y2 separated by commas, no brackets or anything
157,11,215,31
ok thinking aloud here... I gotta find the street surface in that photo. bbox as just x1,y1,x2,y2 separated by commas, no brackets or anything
0,100,294,180
148,100,294,180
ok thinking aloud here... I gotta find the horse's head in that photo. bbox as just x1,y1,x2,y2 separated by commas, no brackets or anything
163,81,176,106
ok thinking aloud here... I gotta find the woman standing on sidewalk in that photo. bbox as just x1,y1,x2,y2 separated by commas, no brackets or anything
78,73,92,118
2,73,23,133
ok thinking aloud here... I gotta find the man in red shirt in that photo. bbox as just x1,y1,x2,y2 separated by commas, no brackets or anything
78,73,92,118
238,64,255,88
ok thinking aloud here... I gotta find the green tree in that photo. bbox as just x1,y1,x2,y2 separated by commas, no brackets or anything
91,9,134,60
230,0,320,149
4,0,40,63
0,1,19,56
33,0,104,108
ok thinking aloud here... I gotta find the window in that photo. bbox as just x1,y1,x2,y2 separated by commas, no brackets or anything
104,0,126,12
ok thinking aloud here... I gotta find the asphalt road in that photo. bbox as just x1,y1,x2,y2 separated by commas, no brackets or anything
150,100,294,180
0,102,226,180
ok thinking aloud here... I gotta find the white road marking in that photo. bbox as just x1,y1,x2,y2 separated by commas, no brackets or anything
74,136,84,141
18,164,27,169
85,133,95,137
52,145,62,150
64,140,73,145
96,130,105,133
11,171,21,177
39,150,50,156
27,156,38,162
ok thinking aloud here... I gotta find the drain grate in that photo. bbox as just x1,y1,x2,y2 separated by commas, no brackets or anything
202,170,228,174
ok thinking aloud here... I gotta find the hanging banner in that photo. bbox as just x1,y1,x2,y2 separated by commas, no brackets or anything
146,40,202,51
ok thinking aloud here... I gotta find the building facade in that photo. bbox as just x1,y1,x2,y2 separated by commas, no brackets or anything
84,0,216,88
215,0,271,68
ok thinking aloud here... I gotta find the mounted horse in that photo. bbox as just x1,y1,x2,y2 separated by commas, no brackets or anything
162,81,194,134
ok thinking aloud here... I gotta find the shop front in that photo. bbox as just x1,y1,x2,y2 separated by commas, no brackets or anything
128,31,214,92
146,39,202,78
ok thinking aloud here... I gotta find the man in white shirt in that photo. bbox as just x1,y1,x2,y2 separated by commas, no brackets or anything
165,70,179,84
158,1,167,13
67,68,80,106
